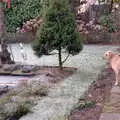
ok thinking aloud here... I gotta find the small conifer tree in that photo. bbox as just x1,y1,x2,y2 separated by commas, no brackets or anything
33,0,83,68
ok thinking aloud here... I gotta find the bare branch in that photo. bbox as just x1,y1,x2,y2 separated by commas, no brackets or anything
62,53,70,64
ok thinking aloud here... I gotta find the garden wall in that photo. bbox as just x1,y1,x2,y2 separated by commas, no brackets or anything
6,32,34,43
81,32,120,44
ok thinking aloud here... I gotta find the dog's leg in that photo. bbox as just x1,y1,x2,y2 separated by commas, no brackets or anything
115,72,119,86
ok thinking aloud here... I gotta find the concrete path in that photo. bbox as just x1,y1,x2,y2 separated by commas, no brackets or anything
99,86,120,120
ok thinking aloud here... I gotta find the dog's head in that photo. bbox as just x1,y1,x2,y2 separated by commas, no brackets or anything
103,51,115,61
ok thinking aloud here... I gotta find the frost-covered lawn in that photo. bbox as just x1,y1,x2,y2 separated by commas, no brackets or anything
3,44,118,120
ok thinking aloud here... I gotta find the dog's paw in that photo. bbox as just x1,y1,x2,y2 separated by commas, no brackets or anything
114,82,118,86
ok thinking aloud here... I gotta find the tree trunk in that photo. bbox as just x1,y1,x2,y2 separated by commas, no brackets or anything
110,0,113,13
98,0,101,5
58,45,62,69
0,3,13,64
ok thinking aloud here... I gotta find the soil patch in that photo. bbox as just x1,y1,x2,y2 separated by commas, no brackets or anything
37,66,76,83
69,64,115,120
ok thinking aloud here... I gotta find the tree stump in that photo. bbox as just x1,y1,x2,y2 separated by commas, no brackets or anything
0,2,14,64
0,40,14,64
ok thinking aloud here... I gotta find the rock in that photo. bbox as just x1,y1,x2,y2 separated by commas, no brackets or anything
45,72,55,77
21,65,32,73
2,64,20,72
0,85,9,95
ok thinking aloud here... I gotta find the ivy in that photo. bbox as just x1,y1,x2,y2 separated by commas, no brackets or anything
3,0,50,32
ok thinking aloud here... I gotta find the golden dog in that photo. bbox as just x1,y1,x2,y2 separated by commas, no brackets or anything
103,51,120,86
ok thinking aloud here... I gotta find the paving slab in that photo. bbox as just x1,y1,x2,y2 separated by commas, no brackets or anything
99,113,120,120
111,86,120,94
99,86,120,120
